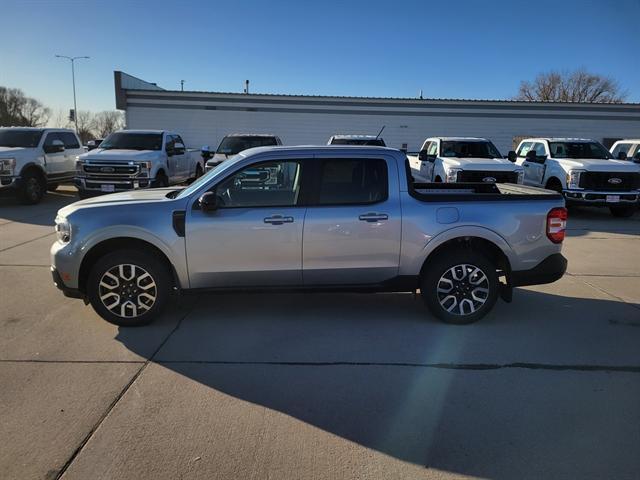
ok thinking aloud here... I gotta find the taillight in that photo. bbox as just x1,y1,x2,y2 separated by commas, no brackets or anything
546,207,567,244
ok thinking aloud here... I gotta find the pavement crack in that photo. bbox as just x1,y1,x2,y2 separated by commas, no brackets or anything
53,295,200,480
0,231,55,253
155,360,640,373
0,359,144,364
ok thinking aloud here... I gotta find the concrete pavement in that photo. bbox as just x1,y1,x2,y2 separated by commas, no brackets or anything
1,187,639,479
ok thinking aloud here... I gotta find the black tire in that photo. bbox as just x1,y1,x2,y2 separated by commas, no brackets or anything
87,249,171,326
154,171,169,188
545,179,563,193
421,248,499,325
610,205,637,218
47,183,60,192
17,170,46,205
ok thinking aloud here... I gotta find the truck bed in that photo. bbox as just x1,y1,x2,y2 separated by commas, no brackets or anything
410,182,563,202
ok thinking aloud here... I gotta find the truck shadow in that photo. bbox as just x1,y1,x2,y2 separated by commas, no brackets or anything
0,187,78,227
566,205,640,237
116,288,640,478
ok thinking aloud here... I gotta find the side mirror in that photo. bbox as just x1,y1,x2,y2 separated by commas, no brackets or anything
633,152,640,163
525,150,537,162
507,151,517,162
617,151,628,160
174,142,185,154
418,150,428,161
44,139,65,154
199,191,218,212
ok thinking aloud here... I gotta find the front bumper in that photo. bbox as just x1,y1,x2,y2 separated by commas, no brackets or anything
563,189,640,206
511,253,567,287
75,176,153,193
0,175,22,192
51,266,84,299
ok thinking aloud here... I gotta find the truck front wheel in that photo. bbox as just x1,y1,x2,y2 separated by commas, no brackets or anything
87,249,171,326
421,249,499,324
610,205,637,218
18,170,46,205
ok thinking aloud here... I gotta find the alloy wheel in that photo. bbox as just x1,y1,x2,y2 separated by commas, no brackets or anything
436,264,490,316
98,264,157,318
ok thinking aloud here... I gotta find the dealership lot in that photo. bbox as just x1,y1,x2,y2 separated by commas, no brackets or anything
1,187,639,479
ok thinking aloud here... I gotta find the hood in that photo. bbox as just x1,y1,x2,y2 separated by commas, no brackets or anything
213,153,232,161
554,157,640,172
441,157,520,171
79,148,161,162
58,187,183,217
0,146,33,157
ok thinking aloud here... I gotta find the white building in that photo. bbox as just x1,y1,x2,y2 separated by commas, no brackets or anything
115,71,640,154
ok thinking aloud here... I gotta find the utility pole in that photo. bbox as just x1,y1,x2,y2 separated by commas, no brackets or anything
181,80,185,91
55,55,90,133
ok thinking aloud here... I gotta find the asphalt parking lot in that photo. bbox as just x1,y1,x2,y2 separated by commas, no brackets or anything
1,186,639,480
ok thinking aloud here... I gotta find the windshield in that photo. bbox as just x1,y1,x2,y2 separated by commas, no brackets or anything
216,136,278,155
549,141,612,159
0,129,44,148
100,132,163,151
176,154,243,199
331,138,386,146
440,141,502,159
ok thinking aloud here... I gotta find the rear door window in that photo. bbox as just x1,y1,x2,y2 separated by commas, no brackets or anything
316,158,388,205
611,143,632,159
60,132,80,149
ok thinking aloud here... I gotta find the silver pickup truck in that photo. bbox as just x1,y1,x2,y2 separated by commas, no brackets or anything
51,146,568,326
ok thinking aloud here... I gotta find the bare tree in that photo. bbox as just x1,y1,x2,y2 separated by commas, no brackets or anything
0,87,51,126
514,69,627,103
75,110,96,144
49,108,72,129
93,111,124,138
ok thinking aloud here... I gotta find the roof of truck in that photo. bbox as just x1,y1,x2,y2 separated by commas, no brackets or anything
428,137,489,142
239,145,398,156
330,134,381,139
120,129,166,134
521,137,596,142
224,133,280,137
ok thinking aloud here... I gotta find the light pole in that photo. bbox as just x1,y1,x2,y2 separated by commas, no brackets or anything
55,55,89,133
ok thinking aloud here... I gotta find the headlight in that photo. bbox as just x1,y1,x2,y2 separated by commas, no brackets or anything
75,158,84,175
0,158,16,175
566,170,584,189
137,161,152,177
445,168,461,183
54,215,71,243
516,169,525,184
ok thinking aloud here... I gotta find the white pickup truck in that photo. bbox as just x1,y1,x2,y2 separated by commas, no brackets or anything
0,127,83,204
203,134,282,172
75,130,204,198
514,138,640,217
408,137,524,184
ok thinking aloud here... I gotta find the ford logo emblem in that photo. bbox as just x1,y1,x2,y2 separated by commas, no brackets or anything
100,167,115,173
608,177,622,184
482,177,496,183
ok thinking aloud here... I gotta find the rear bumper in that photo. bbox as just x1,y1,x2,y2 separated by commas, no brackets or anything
563,189,639,206
511,253,567,287
51,266,84,299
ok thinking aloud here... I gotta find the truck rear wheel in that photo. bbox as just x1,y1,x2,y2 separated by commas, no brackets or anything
18,170,46,205
421,249,499,324
87,249,171,326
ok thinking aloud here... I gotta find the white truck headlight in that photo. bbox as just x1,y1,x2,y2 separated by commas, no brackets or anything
566,170,584,190
75,158,84,175
445,168,461,183
54,215,71,243
0,158,16,175
138,161,152,177
516,169,525,184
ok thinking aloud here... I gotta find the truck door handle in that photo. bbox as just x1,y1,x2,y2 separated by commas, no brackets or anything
358,213,388,222
264,215,294,225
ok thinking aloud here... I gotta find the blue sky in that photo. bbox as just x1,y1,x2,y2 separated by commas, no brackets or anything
1,0,639,114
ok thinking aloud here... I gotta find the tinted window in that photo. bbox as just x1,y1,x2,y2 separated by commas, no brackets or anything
549,141,612,159
216,160,302,208
100,132,163,151
174,135,185,146
60,132,80,149
216,136,278,155
318,158,388,205
330,138,386,147
517,142,533,157
440,141,502,159
44,132,62,146
427,141,438,155
0,129,44,148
